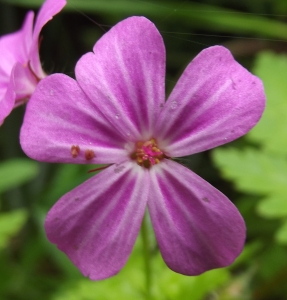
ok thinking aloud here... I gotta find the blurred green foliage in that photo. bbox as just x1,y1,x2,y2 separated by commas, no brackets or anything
52,237,230,300
0,209,28,249
0,159,39,194
1,0,287,299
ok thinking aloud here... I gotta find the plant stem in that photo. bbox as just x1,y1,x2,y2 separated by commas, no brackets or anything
141,212,152,299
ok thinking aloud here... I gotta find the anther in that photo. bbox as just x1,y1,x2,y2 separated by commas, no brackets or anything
71,145,80,158
131,138,165,168
85,149,95,160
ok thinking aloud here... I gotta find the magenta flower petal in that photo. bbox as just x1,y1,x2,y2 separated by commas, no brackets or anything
76,16,166,140
0,12,34,120
20,74,128,164
148,159,245,275
29,0,66,79
154,46,266,157
0,80,15,126
0,0,66,125
45,162,149,280
0,11,33,78
12,62,39,104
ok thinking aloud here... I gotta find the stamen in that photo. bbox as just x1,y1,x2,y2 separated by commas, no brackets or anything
71,145,80,158
85,149,95,160
131,138,165,168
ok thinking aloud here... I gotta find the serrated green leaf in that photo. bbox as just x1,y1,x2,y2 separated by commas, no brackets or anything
0,159,39,193
275,219,287,244
0,209,28,249
249,51,287,155
212,147,287,195
257,194,287,218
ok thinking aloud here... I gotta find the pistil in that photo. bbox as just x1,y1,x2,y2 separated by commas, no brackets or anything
131,138,165,168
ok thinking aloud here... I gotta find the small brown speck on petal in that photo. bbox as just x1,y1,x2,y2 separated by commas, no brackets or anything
72,245,79,251
71,145,80,158
85,149,95,160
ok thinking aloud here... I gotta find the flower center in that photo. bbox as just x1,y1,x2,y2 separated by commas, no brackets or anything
131,138,165,168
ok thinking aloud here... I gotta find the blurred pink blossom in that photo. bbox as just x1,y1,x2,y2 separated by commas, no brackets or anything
0,0,66,125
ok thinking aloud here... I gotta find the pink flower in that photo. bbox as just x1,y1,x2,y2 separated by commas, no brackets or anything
0,0,66,125
20,17,265,280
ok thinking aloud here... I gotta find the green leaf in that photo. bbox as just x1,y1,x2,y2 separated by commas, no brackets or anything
275,219,287,244
155,266,229,300
257,194,287,218
249,51,287,155
213,147,287,222
0,159,39,194
52,278,145,300
0,209,28,249
212,147,287,195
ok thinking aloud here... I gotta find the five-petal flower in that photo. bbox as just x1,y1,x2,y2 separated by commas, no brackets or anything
20,16,266,280
0,0,66,125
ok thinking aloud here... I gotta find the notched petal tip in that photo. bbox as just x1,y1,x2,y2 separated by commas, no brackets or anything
76,15,166,140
